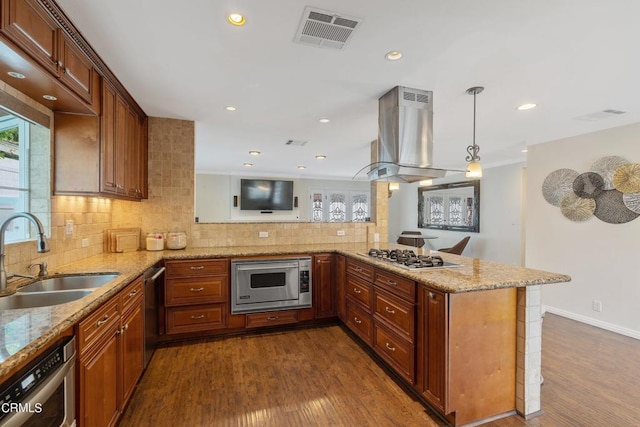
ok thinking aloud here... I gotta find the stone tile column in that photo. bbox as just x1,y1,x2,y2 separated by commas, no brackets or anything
516,285,543,416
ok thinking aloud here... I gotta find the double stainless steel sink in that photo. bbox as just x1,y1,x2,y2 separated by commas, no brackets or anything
0,273,119,310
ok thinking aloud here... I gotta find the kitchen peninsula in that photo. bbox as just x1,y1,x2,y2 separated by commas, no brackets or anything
0,243,570,426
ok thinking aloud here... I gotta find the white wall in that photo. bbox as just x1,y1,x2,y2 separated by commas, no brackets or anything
195,174,370,222
388,163,525,266
526,123,640,339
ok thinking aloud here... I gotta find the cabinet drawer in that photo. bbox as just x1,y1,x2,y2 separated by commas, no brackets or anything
374,289,415,341
165,259,227,278
120,276,143,314
166,304,226,334
374,269,416,303
346,258,374,282
373,324,415,383
77,297,120,356
345,300,373,345
165,276,227,306
245,310,298,329
346,276,373,311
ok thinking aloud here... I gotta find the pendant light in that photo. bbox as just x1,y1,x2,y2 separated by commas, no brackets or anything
465,86,484,178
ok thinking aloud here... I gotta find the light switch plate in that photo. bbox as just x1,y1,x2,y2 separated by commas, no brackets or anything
259,231,269,238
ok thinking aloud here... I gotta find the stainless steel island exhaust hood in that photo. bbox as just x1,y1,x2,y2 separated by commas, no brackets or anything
366,86,451,183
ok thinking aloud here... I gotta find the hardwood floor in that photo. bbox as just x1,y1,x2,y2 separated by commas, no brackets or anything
120,314,640,427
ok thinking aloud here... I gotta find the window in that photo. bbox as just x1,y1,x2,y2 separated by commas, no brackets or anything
310,189,369,222
0,105,50,243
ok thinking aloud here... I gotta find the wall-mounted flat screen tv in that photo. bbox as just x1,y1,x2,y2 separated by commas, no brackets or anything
240,179,294,211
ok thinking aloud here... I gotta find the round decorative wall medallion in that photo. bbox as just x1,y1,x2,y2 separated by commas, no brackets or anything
612,163,640,194
573,172,605,199
593,189,640,224
560,193,595,221
622,192,640,214
590,156,630,190
542,169,579,207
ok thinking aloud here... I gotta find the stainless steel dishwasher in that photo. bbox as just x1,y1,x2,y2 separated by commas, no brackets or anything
143,264,165,368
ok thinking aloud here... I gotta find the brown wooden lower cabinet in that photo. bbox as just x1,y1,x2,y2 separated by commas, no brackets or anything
416,286,517,426
78,318,120,427
166,304,227,334
77,276,145,427
335,255,346,321
345,298,373,345
373,323,415,383
246,310,298,328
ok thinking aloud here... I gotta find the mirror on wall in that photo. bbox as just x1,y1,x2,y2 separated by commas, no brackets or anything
195,174,372,223
417,180,480,232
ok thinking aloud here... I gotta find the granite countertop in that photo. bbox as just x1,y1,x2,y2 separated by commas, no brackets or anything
0,243,570,379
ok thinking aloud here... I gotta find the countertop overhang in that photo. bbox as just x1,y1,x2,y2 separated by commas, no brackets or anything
0,243,570,378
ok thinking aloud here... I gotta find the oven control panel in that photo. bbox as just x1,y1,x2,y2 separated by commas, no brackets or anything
0,340,68,420
300,269,310,293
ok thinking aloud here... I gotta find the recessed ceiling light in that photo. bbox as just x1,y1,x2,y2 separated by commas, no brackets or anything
225,106,236,111
243,162,253,167
517,103,537,110
315,155,326,160
42,95,57,101
297,165,306,170
7,71,25,79
319,118,330,123
249,150,260,156
227,13,246,26
521,149,528,153
385,51,403,61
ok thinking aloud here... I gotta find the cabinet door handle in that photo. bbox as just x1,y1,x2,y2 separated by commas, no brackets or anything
190,314,205,320
190,266,205,270
189,287,205,292
353,288,362,294
128,289,138,297
121,324,129,333
385,306,396,315
428,292,435,299
385,343,396,352
354,267,363,272
116,184,124,190
96,315,109,327
387,280,397,286
266,316,279,321
354,316,362,324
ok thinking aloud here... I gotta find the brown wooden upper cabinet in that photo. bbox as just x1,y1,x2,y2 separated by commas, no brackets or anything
100,80,147,199
1,0,95,105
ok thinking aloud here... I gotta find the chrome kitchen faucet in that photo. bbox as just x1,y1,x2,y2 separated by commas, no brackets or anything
0,213,50,290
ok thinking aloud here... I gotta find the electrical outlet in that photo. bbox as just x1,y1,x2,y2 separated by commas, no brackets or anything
373,233,380,242
82,238,89,247
337,230,346,236
65,220,74,235
259,231,269,238
592,300,603,312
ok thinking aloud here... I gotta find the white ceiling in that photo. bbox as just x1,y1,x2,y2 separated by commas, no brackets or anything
57,0,640,180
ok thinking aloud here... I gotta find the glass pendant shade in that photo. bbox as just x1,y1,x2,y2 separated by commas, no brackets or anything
466,160,482,178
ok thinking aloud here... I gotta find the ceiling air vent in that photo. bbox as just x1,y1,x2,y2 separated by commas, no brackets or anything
285,139,309,146
294,7,361,50
575,109,627,122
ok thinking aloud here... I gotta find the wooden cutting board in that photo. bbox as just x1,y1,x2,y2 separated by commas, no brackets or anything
106,228,140,252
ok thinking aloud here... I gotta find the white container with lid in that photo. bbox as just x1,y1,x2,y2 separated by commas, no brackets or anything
146,233,165,251
166,232,187,250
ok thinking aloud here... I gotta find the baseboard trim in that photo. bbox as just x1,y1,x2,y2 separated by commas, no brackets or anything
543,306,640,340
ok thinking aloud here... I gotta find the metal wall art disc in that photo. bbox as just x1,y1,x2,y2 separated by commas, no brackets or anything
622,192,640,214
573,172,605,199
593,189,640,224
590,156,630,190
542,169,579,206
612,163,640,194
560,193,595,221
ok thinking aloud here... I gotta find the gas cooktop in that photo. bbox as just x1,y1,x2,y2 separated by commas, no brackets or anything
365,249,462,270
